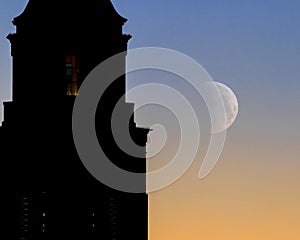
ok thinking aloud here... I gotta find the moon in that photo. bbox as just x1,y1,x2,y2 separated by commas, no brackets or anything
208,81,239,133
215,82,238,131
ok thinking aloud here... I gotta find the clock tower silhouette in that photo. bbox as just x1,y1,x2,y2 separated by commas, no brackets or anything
0,0,149,239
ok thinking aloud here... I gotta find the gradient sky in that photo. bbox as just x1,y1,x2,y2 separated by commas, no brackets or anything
1,0,300,239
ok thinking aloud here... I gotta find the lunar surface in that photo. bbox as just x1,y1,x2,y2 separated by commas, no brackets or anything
214,81,239,131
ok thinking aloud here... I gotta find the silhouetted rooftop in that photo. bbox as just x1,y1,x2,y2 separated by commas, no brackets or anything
13,0,127,26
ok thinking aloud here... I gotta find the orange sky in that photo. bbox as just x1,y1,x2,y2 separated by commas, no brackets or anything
148,127,300,240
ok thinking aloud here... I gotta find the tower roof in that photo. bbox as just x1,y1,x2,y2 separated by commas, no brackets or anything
13,0,127,26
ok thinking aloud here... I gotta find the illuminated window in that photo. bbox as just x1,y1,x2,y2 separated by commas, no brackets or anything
66,55,80,96
20,196,30,238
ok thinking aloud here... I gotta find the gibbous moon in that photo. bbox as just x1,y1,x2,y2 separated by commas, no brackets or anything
205,81,238,133
214,82,238,131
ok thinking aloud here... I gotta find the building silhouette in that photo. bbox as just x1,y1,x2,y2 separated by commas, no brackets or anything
0,0,149,239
